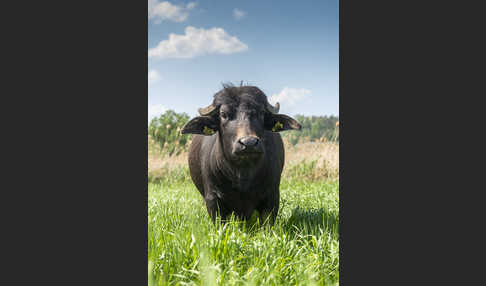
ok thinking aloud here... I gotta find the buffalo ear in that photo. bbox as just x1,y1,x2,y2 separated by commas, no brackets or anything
265,114,302,132
180,116,218,136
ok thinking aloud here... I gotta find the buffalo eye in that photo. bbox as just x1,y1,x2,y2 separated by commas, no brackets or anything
220,111,228,120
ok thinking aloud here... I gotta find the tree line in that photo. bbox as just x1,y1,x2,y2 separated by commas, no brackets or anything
148,110,339,155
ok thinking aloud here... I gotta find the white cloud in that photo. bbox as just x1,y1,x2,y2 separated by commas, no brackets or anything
269,87,312,108
233,8,246,20
148,1,196,23
186,2,196,9
148,69,161,85
148,104,167,120
148,26,248,59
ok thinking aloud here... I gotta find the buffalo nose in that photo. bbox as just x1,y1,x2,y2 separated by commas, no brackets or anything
238,136,259,147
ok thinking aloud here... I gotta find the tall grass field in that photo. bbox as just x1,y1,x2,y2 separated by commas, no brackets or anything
148,137,339,285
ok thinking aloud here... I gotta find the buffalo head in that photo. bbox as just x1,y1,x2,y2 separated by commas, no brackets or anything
181,85,301,166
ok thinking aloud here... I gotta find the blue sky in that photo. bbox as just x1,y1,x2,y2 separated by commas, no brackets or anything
148,0,339,120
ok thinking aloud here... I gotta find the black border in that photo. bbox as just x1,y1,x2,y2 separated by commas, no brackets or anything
340,0,484,284
4,0,148,284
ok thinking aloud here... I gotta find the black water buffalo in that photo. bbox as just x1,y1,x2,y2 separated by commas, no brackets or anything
181,84,301,224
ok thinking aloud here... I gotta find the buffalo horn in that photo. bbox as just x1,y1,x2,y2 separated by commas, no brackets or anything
198,103,218,116
265,101,280,114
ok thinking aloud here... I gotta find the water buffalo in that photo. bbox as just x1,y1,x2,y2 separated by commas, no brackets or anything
181,84,301,224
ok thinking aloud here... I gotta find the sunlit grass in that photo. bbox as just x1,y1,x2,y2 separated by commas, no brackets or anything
148,176,339,285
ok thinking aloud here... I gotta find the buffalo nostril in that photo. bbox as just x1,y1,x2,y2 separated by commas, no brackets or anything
239,136,259,147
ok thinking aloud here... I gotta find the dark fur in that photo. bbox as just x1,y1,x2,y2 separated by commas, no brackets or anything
182,85,301,224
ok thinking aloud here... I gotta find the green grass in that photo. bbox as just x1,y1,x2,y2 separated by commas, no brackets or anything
148,168,339,286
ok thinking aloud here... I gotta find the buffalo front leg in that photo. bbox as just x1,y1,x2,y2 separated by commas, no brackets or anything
204,196,231,224
258,191,280,225
259,208,278,225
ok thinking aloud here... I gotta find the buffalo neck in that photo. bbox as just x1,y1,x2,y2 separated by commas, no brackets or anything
209,133,265,191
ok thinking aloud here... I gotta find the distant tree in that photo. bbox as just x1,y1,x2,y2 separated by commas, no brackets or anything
148,110,191,155
281,114,339,145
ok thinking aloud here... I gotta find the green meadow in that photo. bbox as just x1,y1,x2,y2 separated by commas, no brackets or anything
148,160,339,285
